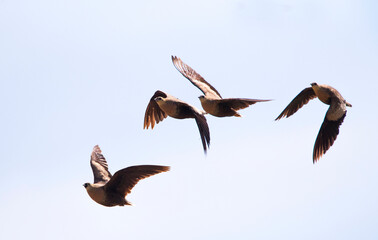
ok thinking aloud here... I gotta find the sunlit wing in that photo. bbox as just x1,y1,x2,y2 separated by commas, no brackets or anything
90,145,112,184
144,90,168,129
172,56,222,99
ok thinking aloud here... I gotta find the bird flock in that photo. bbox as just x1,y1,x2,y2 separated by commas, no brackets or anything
83,55,352,207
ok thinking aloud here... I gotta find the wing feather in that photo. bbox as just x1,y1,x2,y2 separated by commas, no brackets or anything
313,99,347,162
90,145,112,184
105,165,170,197
172,56,222,99
313,112,346,162
219,98,271,111
275,87,317,120
193,112,211,153
144,90,168,129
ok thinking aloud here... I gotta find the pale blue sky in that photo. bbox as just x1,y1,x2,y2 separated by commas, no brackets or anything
0,0,377,239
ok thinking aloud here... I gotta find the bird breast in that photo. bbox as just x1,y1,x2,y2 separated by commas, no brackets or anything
86,186,107,205
312,85,332,104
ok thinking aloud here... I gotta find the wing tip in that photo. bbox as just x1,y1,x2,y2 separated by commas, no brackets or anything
92,145,102,154
161,166,171,172
275,114,284,121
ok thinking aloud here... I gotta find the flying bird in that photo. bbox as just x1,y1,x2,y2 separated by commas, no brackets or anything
144,90,210,153
171,55,271,117
275,83,352,163
83,145,170,207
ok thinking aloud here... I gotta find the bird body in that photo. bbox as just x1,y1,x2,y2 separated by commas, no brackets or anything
198,97,240,117
83,145,170,207
275,83,351,162
85,184,128,207
171,55,271,117
311,83,333,104
155,95,204,119
144,90,210,153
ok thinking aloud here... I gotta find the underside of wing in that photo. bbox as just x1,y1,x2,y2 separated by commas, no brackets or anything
90,145,112,183
172,56,222,99
219,98,271,111
144,90,168,129
105,165,170,197
313,111,346,163
275,87,317,120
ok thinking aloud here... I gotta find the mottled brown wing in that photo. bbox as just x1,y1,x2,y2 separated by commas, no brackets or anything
90,145,112,184
313,100,347,163
172,56,222,99
275,87,317,120
105,165,170,197
219,98,271,111
144,90,168,129
193,112,211,153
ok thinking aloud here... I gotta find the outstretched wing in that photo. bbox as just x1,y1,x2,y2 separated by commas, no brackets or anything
172,56,222,99
313,99,347,163
90,145,112,184
219,98,271,111
275,87,317,120
144,90,168,129
105,165,170,197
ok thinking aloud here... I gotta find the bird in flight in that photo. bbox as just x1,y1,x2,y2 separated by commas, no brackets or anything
275,83,352,163
171,55,271,117
83,145,170,207
144,90,210,153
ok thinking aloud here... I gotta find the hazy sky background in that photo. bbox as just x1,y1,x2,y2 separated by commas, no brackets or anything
1,0,377,239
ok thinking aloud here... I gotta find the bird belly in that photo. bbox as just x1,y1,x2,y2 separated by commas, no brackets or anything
200,99,218,115
87,187,109,206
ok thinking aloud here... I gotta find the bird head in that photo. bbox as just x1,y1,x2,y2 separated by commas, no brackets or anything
154,96,164,102
310,82,318,87
198,95,205,102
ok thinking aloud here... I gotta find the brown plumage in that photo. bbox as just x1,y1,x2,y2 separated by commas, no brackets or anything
171,56,271,117
83,145,170,207
275,83,352,163
144,90,210,153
